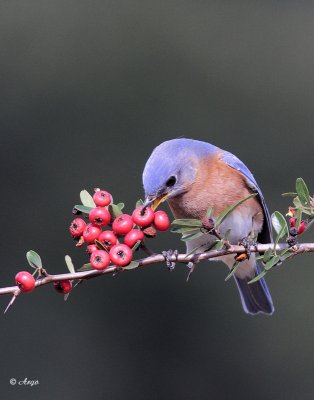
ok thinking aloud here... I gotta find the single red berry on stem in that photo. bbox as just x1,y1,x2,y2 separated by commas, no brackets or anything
89,207,111,226
132,206,155,227
289,217,296,228
90,250,111,270
109,244,133,267
298,221,307,235
124,229,144,248
83,223,101,243
87,244,98,254
54,280,72,294
98,230,118,249
153,210,171,231
112,214,133,235
69,218,86,238
93,190,112,207
15,271,36,293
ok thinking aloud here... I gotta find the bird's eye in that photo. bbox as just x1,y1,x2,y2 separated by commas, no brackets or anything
166,176,176,187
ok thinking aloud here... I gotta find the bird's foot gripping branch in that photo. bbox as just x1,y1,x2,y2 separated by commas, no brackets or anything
1,178,314,313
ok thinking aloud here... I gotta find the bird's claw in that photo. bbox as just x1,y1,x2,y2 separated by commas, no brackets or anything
236,236,258,261
162,249,178,271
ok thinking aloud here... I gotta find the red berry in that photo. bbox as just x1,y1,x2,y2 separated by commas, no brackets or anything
124,229,144,248
54,280,72,294
132,206,155,227
109,244,133,267
83,223,101,243
15,271,36,293
298,221,307,235
98,230,118,249
93,190,112,207
153,210,171,231
289,217,296,228
112,214,133,235
90,250,110,270
87,244,98,254
89,207,111,226
69,218,86,238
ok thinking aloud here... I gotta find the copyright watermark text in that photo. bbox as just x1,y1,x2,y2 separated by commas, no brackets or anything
10,377,39,387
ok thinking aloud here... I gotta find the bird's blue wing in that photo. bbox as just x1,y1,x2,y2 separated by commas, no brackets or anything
221,151,272,243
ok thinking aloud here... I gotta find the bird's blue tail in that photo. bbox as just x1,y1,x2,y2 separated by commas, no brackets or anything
234,263,274,315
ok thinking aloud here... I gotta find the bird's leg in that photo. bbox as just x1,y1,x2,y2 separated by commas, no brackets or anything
162,249,178,271
186,253,201,282
236,235,258,261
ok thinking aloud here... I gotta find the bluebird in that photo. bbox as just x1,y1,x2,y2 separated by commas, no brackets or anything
142,138,274,315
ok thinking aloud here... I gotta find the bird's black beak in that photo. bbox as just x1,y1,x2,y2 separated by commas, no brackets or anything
143,192,169,211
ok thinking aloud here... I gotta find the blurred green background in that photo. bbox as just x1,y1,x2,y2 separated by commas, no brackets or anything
0,1,314,399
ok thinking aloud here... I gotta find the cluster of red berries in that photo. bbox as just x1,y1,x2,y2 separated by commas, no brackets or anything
69,189,170,271
13,189,170,295
288,207,307,235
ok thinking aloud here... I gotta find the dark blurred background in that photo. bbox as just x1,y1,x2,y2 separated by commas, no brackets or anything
0,1,314,399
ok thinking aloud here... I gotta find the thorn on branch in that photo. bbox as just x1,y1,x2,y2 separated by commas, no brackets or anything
186,253,202,281
4,293,19,314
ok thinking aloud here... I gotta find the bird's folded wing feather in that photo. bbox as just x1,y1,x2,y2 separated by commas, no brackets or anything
221,151,272,243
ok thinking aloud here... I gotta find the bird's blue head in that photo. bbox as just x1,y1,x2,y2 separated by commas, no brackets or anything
142,138,216,208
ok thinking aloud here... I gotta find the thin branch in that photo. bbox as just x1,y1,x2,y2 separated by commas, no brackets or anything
1,242,314,297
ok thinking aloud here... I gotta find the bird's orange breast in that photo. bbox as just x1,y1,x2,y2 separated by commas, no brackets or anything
168,151,262,221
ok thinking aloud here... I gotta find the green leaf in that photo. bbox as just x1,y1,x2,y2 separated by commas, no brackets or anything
262,248,273,263
271,211,288,245
117,202,125,210
279,250,293,262
65,255,75,274
172,219,202,228
225,261,240,281
264,255,281,270
171,227,201,234
282,192,298,197
181,232,204,241
136,199,144,208
80,190,96,208
74,205,93,214
123,261,140,270
293,197,303,209
296,178,310,207
295,208,303,228
301,209,313,216
221,229,232,241
210,240,225,250
248,269,267,284
108,203,123,219
26,250,42,269
215,193,257,228
77,263,93,272
185,243,206,257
